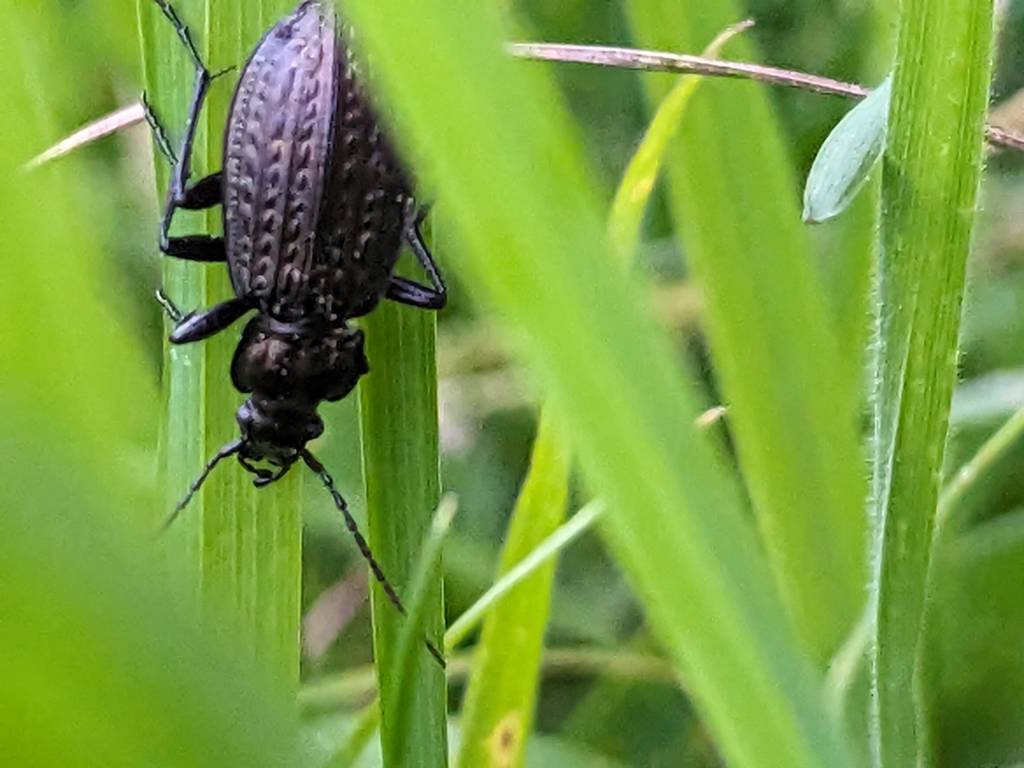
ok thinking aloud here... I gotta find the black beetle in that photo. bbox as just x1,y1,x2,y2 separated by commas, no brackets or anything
145,0,446,662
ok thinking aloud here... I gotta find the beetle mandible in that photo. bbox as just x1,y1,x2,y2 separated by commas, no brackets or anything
145,0,446,658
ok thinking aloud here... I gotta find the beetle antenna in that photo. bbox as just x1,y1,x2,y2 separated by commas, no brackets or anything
300,449,446,668
160,439,243,532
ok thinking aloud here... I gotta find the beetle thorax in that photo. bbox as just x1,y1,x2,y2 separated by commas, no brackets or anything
230,315,368,461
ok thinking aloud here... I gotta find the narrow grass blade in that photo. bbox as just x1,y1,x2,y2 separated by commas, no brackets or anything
804,75,891,224
456,412,572,768
457,33,743,759
304,647,675,713
608,19,752,261
937,406,1024,533
446,500,605,651
138,0,303,693
358,297,447,766
625,0,867,664
344,1,857,766
869,0,995,764
385,496,458,760
324,497,603,767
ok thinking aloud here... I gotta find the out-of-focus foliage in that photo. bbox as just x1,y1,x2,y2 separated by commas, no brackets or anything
5,0,1024,766
0,2,299,766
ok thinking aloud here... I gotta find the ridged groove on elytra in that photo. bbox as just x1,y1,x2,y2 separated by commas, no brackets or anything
223,0,334,319
220,0,414,325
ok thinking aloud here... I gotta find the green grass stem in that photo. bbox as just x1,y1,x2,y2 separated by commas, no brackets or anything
869,0,995,764
138,0,303,693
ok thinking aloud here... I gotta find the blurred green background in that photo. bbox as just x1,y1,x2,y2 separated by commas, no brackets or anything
4,0,1024,766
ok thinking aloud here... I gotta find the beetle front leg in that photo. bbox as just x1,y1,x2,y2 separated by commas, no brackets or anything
164,295,257,345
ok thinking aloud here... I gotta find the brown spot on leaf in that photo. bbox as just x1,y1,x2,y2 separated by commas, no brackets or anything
487,712,523,768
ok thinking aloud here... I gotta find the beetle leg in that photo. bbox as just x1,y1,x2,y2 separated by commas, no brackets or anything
386,276,446,310
148,1,226,252
167,295,256,345
160,234,226,263
155,289,185,323
389,219,448,310
141,93,178,166
175,172,223,209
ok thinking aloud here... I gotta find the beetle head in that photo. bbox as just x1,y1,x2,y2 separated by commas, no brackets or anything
235,396,323,478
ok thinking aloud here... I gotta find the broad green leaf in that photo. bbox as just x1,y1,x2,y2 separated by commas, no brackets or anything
0,3,299,763
457,24,744,762
0,451,301,768
343,1,858,767
804,76,891,225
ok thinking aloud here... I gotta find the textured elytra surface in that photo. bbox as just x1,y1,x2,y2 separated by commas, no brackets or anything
223,0,411,325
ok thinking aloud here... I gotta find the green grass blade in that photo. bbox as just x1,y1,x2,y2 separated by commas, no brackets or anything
456,411,572,768
358,298,447,766
324,498,603,767
456,35,742,760
0,463,303,768
385,496,458,760
138,0,303,693
343,1,857,766
869,0,995,764
301,646,675,715
624,0,867,664
937,406,1024,533
0,452,303,767
608,19,750,262
0,3,299,762
2,4,154,508
446,500,605,651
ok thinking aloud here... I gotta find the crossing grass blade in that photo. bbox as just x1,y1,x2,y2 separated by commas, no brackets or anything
138,0,303,693
869,0,995,764
343,1,858,766
321,499,603,765
383,496,458,761
608,18,752,263
455,32,744,759
624,0,867,666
